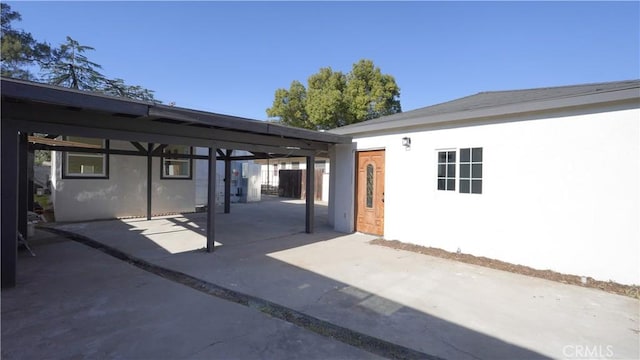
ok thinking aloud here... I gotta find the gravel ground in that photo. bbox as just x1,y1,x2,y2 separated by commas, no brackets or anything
370,238,639,300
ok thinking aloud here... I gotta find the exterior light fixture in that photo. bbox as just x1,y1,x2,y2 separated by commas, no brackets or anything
402,137,411,150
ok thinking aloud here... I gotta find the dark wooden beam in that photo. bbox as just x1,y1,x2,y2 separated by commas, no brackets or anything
224,149,232,214
216,149,226,158
151,144,168,156
226,155,274,161
30,144,142,157
18,133,28,239
31,142,280,161
160,152,209,160
2,121,18,288
130,141,148,154
10,116,318,157
147,143,153,220
30,144,209,160
3,101,329,151
27,143,34,212
305,155,315,233
206,147,217,252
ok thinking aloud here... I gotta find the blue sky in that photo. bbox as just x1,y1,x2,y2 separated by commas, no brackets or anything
7,1,640,121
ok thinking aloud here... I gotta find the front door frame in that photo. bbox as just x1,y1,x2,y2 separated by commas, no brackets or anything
354,149,385,236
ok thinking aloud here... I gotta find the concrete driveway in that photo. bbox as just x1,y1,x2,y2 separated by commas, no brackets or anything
2,198,638,359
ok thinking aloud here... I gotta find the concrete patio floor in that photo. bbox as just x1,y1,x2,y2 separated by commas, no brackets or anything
2,197,639,359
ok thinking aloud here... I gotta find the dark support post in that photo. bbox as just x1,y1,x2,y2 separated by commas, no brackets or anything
305,154,315,233
28,141,34,212
206,147,217,252
2,122,19,288
224,149,232,214
147,143,153,220
18,133,28,239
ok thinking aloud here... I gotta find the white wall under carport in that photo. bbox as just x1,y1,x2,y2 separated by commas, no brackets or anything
51,140,195,222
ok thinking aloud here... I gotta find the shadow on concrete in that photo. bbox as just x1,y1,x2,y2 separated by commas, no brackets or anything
11,198,550,359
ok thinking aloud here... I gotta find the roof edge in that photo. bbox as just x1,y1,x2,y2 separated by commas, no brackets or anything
331,84,639,136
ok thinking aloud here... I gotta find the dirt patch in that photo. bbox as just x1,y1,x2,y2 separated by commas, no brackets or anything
370,238,639,300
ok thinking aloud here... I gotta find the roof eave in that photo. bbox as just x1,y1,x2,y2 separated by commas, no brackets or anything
1,78,352,145
331,88,640,136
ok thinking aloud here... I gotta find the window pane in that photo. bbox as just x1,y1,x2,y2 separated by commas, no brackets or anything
438,164,446,177
366,164,374,208
447,151,456,163
472,164,482,178
67,154,105,175
447,164,455,177
472,147,483,162
437,179,446,190
460,164,470,178
460,179,470,193
162,145,192,178
438,152,446,163
460,148,470,162
164,160,189,176
472,180,482,194
447,179,455,191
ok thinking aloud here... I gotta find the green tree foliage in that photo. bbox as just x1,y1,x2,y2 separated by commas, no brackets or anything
42,36,105,91
266,80,309,128
306,68,348,128
267,59,401,130
345,59,402,122
1,4,157,102
1,3,52,80
102,78,157,102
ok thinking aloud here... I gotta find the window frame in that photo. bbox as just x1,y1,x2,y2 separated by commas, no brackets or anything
436,149,456,192
62,138,110,179
160,145,193,180
365,163,375,208
459,147,483,194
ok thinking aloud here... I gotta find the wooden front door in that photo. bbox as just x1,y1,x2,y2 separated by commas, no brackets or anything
356,150,385,235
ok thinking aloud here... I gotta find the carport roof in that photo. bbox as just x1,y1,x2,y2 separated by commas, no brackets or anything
1,78,351,155
2,77,337,288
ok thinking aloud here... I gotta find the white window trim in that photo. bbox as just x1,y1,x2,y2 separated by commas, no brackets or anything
161,146,193,179
459,147,483,194
436,148,457,192
63,139,108,178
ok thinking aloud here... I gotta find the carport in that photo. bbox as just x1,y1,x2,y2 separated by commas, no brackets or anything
1,78,351,288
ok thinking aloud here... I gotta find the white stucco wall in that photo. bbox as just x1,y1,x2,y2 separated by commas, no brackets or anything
350,105,639,285
52,140,195,222
329,143,356,232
